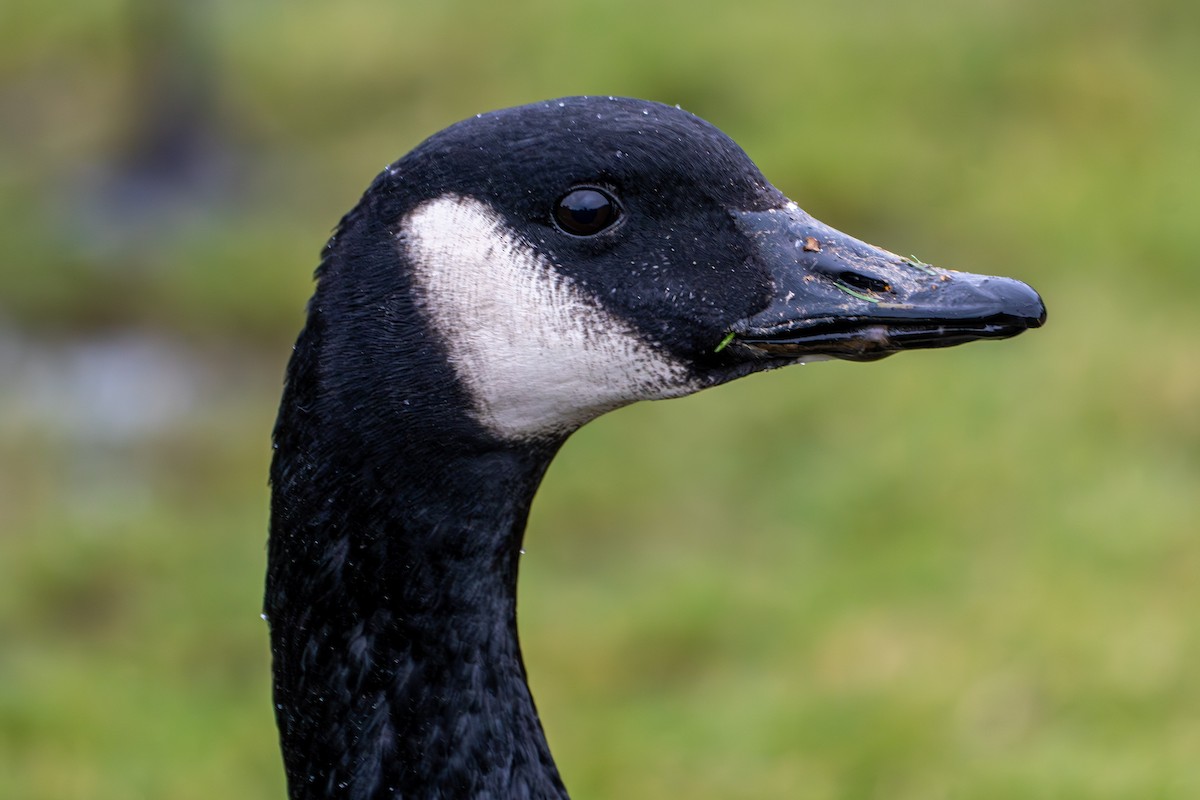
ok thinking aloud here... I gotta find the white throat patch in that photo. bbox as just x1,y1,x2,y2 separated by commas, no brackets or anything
400,196,698,440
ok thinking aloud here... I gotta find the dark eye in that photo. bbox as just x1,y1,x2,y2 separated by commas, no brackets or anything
553,187,621,236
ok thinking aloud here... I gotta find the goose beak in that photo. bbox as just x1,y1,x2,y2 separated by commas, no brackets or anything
728,205,1046,362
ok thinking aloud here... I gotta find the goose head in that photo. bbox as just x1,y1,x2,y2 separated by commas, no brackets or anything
310,95,1043,447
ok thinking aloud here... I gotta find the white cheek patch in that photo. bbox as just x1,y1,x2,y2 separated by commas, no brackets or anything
400,195,699,440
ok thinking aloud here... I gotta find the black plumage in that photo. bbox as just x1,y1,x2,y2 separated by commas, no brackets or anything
267,96,1044,799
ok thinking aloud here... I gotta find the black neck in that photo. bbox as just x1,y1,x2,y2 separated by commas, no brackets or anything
267,322,569,799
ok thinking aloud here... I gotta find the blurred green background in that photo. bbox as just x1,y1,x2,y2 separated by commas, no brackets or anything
2,0,1197,797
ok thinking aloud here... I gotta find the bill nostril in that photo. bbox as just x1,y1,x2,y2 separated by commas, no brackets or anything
837,271,892,294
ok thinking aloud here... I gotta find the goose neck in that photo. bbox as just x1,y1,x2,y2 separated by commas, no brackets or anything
267,441,568,798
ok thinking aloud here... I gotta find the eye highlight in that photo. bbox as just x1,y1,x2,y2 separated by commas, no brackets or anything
553,187,621,236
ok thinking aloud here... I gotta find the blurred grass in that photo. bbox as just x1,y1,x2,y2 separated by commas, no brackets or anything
1,0,1198,797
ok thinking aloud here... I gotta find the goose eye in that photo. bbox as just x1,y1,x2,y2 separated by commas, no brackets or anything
553,188,621,236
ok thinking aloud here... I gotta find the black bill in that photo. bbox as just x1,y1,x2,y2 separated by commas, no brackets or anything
730,205,1046,362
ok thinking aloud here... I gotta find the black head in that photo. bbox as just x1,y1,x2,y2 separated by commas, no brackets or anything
300,96,1045,445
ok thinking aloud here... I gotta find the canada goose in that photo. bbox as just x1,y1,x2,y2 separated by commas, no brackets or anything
266,96,1045,799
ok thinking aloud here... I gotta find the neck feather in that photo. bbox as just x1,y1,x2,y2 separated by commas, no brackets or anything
267,323,569,799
